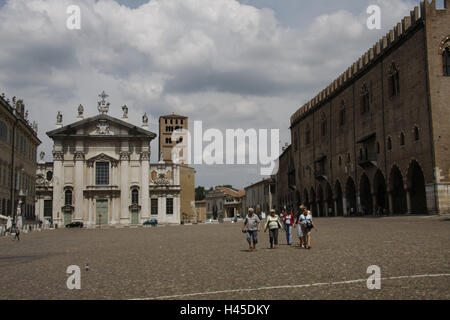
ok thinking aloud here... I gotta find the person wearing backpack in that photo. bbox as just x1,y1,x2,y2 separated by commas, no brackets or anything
298,206,317,250
282,209,295,246
264,209,282,249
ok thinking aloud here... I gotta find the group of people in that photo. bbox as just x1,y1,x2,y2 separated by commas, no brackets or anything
242,205,318,251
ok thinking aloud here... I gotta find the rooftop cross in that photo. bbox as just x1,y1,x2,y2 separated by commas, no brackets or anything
98,91,109,103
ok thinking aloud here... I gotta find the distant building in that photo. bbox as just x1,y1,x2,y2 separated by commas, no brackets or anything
36,92,181,227
286,2,450,216
244,178,276,215
0,94,40,227
205,187,245,221
276,144,296,212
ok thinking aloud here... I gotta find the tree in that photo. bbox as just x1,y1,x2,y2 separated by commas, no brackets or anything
195,186,206,201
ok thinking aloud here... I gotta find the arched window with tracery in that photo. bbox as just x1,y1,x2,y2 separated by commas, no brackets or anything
441,37,450,76
361,84,370,114
389,63,400,96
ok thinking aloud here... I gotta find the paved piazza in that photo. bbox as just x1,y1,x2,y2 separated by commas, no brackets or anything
0,216,449,300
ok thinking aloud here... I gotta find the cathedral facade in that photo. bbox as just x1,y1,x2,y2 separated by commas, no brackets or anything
35,92,181,227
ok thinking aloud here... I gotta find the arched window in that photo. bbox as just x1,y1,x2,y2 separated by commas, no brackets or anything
321,113,327,137
389,63,400,96
338,156,342,167
131,189,139,205
65,190,72,206
387,137,392,151
400,132,405,146
444,47,450,76
414,126,420,142
361,84,370,114
377,142,380,154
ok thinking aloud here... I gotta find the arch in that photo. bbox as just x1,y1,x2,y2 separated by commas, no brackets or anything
310,188,317,217
317,185,324,217
345,177,357,216
326,182,333,216
389,165,407,214
359,174,373,215
406,160,427,214
373,170,387,215
334,180,344,216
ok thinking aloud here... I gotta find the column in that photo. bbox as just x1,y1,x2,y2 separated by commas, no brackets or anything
88,197,93,227
120,151,130,224
356,196,361,215
406,188,412,214
334,199,338,217
372,193,377,215
388,192,394,215
342,197,347,216
52,151,64,226
74,152,84,221
141,151,150,221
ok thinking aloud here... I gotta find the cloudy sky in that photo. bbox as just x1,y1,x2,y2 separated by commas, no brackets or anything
0,0,437,189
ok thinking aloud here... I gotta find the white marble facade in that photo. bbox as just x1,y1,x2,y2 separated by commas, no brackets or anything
38,92,181,227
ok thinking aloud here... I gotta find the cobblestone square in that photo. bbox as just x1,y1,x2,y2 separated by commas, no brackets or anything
0,216,449,300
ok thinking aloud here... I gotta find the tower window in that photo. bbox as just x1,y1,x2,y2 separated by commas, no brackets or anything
444,47,450,76
400,132,405,146
387,137,392,151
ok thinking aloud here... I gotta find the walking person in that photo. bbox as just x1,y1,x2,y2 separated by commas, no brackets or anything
282,208,295,246
13,226,20,241
299,207,317,250
295,205,306,248
242,208,261,251
264,209,282,249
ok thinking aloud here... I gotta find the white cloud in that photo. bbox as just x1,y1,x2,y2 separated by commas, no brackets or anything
0,0,420,188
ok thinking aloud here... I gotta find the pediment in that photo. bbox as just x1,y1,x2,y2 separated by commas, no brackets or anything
86,153,119,165
47,114,156,139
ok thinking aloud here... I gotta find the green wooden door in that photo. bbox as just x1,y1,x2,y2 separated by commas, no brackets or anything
131,209,139,225
64,210,72,225
96,200,108,226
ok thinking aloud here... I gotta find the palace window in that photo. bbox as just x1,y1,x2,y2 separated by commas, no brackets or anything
305,125,311,145
414,126,420,142
339,101,346,127
131,189,139,205
166,198,173,215
361,84,370,114
0,120,7,142
151,198,158,215
387,137,392,151
46,171,53,181
294,132,298,151
95,162,109,185
389,63,400,97
377,142,381,154
400,132,405,147
444,47,450,76
65,190,72,206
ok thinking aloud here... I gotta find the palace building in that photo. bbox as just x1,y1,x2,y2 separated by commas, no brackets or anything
284,1,450,216
0,94,40,226
35,92,181,227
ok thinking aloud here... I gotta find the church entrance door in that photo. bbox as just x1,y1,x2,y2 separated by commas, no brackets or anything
64,210,72,226
131,209,139,225
96,200,108,226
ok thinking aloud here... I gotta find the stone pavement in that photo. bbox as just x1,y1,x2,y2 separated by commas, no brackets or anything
0,215,449,300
